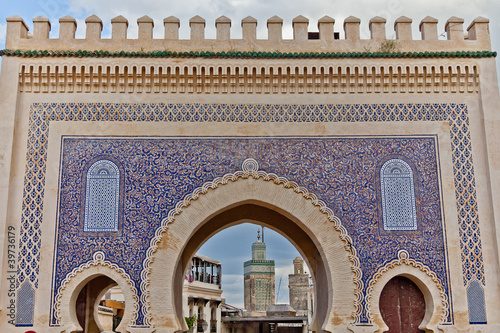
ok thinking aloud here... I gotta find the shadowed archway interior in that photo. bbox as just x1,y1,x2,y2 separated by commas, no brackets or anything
75,275,120,333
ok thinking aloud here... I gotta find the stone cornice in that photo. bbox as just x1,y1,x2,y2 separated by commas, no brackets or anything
16,61,481,94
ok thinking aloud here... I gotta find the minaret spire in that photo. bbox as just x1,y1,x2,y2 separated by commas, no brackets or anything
244,225,276,314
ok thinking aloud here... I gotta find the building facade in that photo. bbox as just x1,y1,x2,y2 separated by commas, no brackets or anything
0,11,499,333
244,232,276,315
288,257,310,317
184,254,223,333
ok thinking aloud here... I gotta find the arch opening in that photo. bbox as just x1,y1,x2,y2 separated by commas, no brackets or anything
57,257,137,333
98,286,126,332
183,222,314,333
174,203,332,332
147,177,357,333
368,260,446,333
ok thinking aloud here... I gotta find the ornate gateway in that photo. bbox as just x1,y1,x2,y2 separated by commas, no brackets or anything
0,12,499,333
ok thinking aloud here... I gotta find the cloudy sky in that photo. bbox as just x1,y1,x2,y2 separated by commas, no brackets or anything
0,0,499,309
198,223,301,308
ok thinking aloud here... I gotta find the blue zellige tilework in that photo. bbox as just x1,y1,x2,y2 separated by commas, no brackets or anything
17,103,480,327
53,136,446,325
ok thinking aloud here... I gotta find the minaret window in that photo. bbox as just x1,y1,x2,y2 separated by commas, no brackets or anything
380,158,417,231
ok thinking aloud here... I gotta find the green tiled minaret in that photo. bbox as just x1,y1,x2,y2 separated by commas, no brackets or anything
243,229,275,313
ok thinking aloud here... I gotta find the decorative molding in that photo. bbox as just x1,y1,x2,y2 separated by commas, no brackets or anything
365,250,448,324
53,251,139,325
140,158,363,326
2,49,496,59
18,63,479,94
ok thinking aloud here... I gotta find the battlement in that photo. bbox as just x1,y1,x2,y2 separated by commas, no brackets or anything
3,15,492,53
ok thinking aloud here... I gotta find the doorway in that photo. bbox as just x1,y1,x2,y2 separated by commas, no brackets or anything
379,276,425,333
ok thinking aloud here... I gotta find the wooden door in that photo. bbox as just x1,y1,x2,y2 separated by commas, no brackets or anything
379,276,425,333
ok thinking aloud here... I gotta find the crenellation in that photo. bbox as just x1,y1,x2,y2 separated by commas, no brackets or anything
292,15,309,41
164,16,180,40
445,16,465,41
369,16,386,41
215,16,231,41
419,16,438,41
344,16,361,41
1,15,494,53
467,17,490,42
267,16,283,41
85,15,102,40
58,15,77,40
5,15,28,49
33,16,50,40
138,16,154,40
395,16,412,40
111,15,128,40
189,15,205,41
318,16,335,41
241,16,257,41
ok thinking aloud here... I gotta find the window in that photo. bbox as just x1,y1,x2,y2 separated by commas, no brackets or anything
380,159,417,231
84,159,120,232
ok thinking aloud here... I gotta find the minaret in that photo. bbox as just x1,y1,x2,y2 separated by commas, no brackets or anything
243,229,275,315
288,257,309,316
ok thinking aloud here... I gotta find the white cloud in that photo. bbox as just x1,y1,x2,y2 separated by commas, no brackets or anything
275,264,294,304
63,0,500,41
0,23,6,48
220,274,244,307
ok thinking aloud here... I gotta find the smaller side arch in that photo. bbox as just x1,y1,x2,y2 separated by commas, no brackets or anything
367,250,446,333
56,251,139,333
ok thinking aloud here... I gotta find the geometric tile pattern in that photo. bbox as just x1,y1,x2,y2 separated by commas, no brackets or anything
84,160,120,232
17,102,481,327
381,159,417,231
467,279,487,324
15,281,35,326
255,278,273,311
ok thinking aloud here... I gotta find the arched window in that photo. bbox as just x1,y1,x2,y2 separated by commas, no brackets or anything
84,159,120,232
467,279,487,324
380,159,417,231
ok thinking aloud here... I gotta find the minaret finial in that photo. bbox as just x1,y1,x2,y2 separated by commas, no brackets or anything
257,229,260,241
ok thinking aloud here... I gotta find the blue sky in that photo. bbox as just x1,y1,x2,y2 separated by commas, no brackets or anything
199,223,301,308
1,0,499,309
